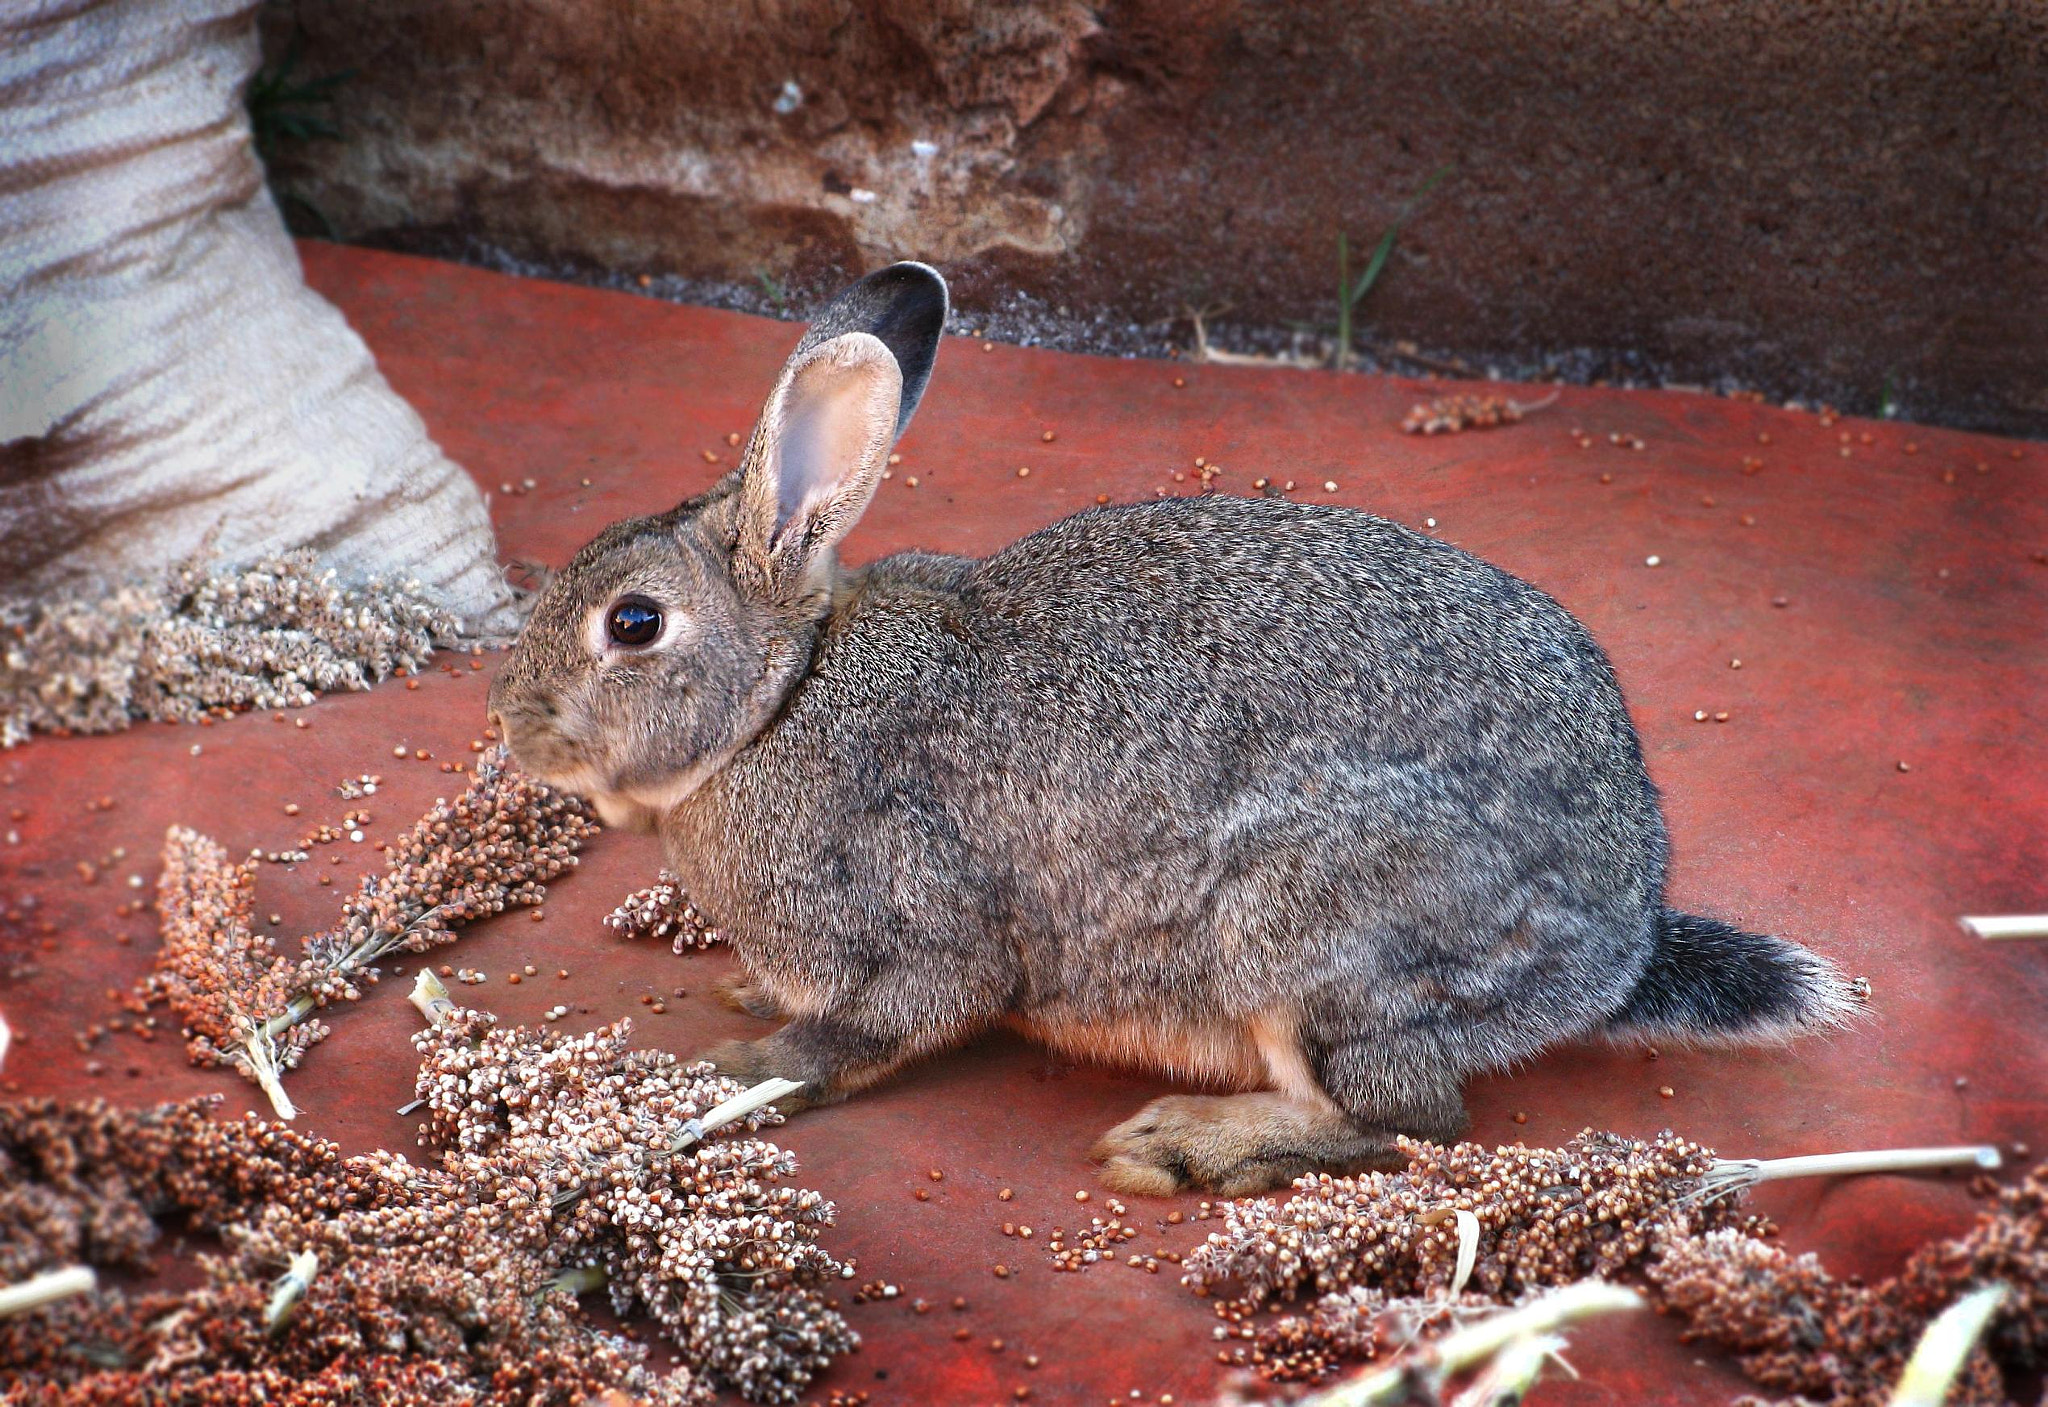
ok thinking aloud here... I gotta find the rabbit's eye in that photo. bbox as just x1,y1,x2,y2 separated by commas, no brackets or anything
606,597,663,648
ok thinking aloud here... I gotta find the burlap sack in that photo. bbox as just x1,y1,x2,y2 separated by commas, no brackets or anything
0,0,512,633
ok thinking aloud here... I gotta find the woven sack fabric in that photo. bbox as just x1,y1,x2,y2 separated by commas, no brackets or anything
0,0,512,632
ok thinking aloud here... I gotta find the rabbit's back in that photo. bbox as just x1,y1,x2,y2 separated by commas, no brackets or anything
675,495,1669,1075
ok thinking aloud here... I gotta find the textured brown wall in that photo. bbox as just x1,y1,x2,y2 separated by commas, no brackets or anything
263,1,2048,433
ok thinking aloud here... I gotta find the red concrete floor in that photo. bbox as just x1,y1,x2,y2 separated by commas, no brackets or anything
3,243,2045,1406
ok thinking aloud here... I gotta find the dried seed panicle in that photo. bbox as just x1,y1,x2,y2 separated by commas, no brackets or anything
0,1010,854,1402
1183,1129,1753,1382
137,749,598,1117
1,549,457,747
1399,391,1559,436
411,1006,854,1401
1651,1160,2048,1407
605,870,726,952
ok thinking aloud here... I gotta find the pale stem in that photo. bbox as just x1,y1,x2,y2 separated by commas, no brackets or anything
681,1077,805,1150
241,904,456,1116
257,994,318,1043
1961,914,2048,941
0,1266,96,1317
1449,1332,1569,1407
1696,1144,2002,1203
1449,1209,1480,1299
255,904,452,1042
408,969,455,1026
547,1263,610,1297
1745,1146,2001,1182
1889,1283,2008,1407
550,1077,806,1209
265,1250,319,1334
242,1031,298,1122
1308,1281,1644,1407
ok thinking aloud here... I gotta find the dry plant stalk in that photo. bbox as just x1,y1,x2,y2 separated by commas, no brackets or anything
0,1266,96,1318
1692,1144,2000,1204
1305,1280,1644,1407
139,748,598,1118
1888,1285,2007,1407
1960,914,2048,941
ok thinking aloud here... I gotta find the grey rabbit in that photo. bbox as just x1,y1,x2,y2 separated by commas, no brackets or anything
489,262,1859,1196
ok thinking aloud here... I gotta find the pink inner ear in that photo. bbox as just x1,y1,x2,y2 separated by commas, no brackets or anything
769,349,895,549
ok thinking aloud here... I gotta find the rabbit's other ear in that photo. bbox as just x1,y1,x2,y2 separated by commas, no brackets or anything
735,263,947,591
795,261,948,437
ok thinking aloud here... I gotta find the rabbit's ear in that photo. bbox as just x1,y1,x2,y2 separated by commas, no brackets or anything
734,263,947,590
735,331,903,587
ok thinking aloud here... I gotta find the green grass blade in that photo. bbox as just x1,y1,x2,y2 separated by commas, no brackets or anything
1347,163,1454,309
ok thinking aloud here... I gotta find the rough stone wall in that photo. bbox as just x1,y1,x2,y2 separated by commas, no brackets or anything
262,1,2048,433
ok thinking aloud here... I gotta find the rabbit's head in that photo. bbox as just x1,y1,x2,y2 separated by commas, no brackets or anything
488,262,948,827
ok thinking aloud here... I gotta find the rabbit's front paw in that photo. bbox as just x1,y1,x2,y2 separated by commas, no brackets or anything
695,1038,822,1112
714,973,786,1021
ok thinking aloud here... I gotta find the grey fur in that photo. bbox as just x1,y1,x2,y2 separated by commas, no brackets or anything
490,263,1859,1195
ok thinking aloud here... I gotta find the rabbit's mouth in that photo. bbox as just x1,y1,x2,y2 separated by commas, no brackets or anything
491,709,607,796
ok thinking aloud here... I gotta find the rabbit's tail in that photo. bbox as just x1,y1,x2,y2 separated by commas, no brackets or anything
1606,908,1864,1045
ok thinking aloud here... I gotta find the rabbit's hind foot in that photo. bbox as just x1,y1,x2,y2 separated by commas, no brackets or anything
1090,1092,1403,1197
